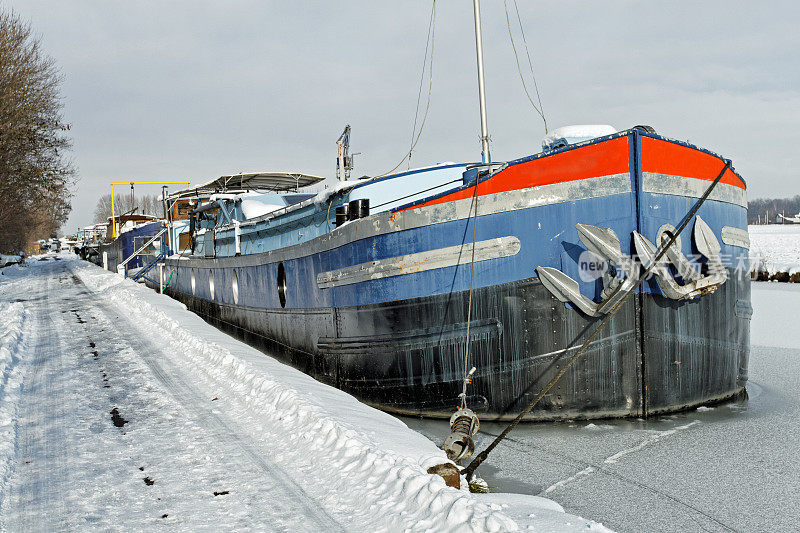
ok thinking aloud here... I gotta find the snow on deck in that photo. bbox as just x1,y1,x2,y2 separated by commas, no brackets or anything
0,256,610,532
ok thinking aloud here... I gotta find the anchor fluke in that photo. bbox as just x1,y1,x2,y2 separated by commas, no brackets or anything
632,218,727,300
694,216,722,260
536,266,601,316
575,224,623,265
632,231,689,300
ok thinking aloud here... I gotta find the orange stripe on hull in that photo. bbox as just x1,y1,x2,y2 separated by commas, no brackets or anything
404,136,631,210
640,136,745,190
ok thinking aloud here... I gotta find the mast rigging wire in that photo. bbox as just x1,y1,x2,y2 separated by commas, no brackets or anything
379,1,436,177
504,0,547,134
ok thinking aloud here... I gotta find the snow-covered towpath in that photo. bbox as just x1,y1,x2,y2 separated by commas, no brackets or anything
0,257,609,532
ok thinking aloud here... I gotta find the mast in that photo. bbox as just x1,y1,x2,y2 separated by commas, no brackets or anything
472,0,491,163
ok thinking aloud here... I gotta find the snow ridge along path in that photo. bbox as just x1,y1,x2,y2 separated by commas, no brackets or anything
0,257,610,532
0,297,26,511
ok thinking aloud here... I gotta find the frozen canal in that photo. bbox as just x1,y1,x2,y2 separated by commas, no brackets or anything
405,282,800,533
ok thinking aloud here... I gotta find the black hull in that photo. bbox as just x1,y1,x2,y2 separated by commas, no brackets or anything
159,268,751,421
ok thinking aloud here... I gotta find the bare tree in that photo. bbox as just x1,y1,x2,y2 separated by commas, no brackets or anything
0,10,76,253
748,195,800,224
93,193,162,223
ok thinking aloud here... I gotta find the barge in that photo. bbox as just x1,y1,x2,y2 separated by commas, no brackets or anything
156,127,751,420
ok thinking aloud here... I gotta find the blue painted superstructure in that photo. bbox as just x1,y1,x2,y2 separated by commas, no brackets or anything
91,220,164,274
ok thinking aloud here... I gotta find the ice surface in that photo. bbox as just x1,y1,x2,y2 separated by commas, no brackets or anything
0,256,609,531
406,280,800,532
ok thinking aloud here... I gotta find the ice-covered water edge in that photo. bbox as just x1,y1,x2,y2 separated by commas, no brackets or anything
400,279,800,532
749,224,800,277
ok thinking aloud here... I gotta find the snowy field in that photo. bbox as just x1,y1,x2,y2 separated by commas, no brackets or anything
0,255,609,532
407,281,800,533
749,224,800,275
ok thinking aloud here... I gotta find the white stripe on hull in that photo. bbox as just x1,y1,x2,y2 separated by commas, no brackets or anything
642,172,747,207
316,236,521,289
721,226,750,249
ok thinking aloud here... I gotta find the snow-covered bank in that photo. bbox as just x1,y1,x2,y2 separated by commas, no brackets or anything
0,257,610,532
0,254,22,268
0,297,26,505
749,224,800,277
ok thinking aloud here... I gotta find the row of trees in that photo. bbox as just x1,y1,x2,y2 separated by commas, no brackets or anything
748,196,800,224
0,10,75,253
92,193,164,223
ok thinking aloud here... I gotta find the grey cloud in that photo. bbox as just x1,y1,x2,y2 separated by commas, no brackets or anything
6,0,798,232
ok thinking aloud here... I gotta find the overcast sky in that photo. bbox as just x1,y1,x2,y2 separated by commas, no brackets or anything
6,1,799,231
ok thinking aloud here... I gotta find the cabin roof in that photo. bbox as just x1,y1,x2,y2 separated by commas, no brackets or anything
168,172,326,200
107,214,158,223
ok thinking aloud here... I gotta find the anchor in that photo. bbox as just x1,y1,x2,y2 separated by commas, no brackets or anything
537,217,727,315
632,216,727,300
538,224,640,317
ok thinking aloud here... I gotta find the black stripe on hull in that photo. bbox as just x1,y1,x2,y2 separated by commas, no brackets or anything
159,270,750,421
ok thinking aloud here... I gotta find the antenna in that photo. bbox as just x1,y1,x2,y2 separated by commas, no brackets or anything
336,125,355,181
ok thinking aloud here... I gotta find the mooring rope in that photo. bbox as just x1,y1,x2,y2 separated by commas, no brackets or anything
462,158,732,481
460,177,481,409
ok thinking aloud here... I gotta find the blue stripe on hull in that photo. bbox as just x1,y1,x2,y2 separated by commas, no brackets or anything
171,192,640,309
169,196,746,310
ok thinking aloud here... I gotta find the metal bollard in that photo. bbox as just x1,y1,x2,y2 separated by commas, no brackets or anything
443,408,480,462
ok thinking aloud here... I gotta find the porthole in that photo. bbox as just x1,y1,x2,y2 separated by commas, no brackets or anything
191,269,196,295
232,269,239,305
209,270,215,300
277,262,287,308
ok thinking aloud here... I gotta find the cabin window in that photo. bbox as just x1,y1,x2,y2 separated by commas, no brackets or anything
277,262,287,308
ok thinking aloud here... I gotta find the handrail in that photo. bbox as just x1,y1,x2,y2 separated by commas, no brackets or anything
132,251,167,281
119,227,167,270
